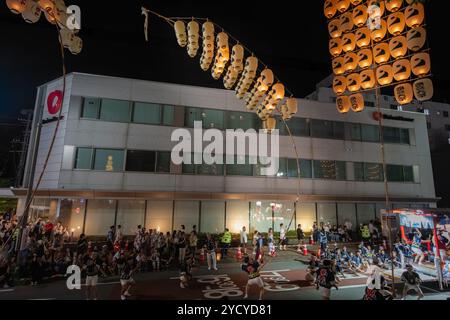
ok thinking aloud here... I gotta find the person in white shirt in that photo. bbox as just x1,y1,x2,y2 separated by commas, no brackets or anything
279,223,287,251
240,226,248,254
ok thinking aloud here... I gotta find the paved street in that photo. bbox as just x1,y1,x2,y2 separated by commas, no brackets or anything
1,249,449,301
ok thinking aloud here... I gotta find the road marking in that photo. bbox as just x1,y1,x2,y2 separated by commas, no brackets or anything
0,289,14,293
81,281,121,286
28,298,56,300
338,284,367,289
421,285,450,295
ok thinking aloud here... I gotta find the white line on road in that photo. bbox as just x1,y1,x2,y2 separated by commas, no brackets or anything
0,289,14,293
337,284,367,289
28,298,56,300
81,281,121,286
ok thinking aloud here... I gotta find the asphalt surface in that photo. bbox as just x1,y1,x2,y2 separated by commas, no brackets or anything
1,248,449,300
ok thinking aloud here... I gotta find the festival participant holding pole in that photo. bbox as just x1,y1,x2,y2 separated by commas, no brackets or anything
242,255,266,300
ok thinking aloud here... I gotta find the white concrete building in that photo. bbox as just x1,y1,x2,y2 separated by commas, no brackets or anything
10,73,438,236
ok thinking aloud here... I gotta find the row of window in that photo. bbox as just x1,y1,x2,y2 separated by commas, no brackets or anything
73,148,415,183
81,97,411,145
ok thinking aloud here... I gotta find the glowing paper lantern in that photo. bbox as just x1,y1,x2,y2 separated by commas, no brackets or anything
373,43,390,64
187,20,200,58
360,69,376,89
343,52,358,72
174,21,187,47
411,53,431,77
358,49,373,69
356,27,371,48
386,0,403,12
336,95,351,113
59,28,75,48
200,22,215,71
263,117,277,134
405,3,425,28
413,78,433,101
53,0,67,27
69,36,82,55
376,65,394,86
342,33,356,53
38,0,54,12
332,56,345,75
223,68,239,89
371,19,387,42
22,0,42,23
387,12,405,36
346,73,361,92
324,0,337,19
407,27,426,52
7,0,28,14
328,19,342,38
340,12,354,33
350,0,363,5
336,0,351,13
230,44,244,73
281,98,298,120
236,56,258,99
389,36,407,59
353,5,368,27
350,93,364,112
394,83,414,105
262,83,285,111
393,59,411,81
245,68,274,110
211,32,230,79
44,9,56,24
329,38,342,57
333,76,347,95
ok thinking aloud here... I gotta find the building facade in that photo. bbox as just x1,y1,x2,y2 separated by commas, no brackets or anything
11,73,438,236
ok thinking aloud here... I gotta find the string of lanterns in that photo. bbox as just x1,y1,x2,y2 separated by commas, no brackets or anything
5,0,82,55
143,9,299,133
324,0,433,114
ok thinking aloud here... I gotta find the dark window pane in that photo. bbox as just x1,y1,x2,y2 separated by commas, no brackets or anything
100,99,131,122
403,166,414,182
126,150,156,172
226,156,253,176
354,162,364,181
383,127,401,144
361,124,380,142
311,120,334,139
364,163,384,182
197,163,224,176
82,98,100,119
333,122,345,139
300,159,313,178
400,128,410,144
162,105,175,126
156,152,171,173
132,102,161,125
94,149,124,172
227,112,257,130
387,164,404,182
288,118,310,137
335,161,346,180
74,148,92,169
185,107,224,129
313,160,336,180
351,123,362,141
287,159,299,178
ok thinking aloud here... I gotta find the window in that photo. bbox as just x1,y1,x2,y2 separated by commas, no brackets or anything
94,149,125,172
335,161,347,180
313,160,337,180
361,124,380,142
355,162,384,182
354,162,364,181
132,102,161,125
400,128,410,144
444,111,449,118
284,118,310,137
445,125,450,132
311,120,334,139
287,159,312,178
185,107,224,129
156,151,171,173
351,123,362,141
126,150,156,172
387,164,404,182
84,200,116,236
74,147,93,169
197,162,224,176
82,98,100,119
201,202,225,233
116,200,145,235
162,105,175,126
227,112,257,130
366,101,375,108
99,99,131,122
403,166,414,182
383,127,401,144
226,156,253,176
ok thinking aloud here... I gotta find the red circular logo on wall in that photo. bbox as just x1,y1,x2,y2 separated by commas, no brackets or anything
47,90,63,115
372,111,382,121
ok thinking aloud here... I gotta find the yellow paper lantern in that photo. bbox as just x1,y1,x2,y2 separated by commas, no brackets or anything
230,44,244,73
324,0,337,19
386,0,403,12
356,27,371,48
342,33,356,53
200,22,215,71
263,117,277,134
281,98,298,120
350,93,365,112
174,21,187,47
187,21,200,58
53,0,67,27
350,0,363,5
407,27,426,52
367,0,385,17
340,12,354,33
328,19,342,38
59,28,75,48
387,12,405,36
353,5,368,27
393,59,411,81
394,83,414,105
38,0,54,11
376,65,394,85
405,3,425,28
332,57,346,75
344,52,359,72
6,0,28,14
389,36,407,59
360,69,376,89
333,76,347,95
44,9,56,24
371,19,387,42
413,78,433,101
336,0,351,13
358,49,373,69
336,95,351,113
373,43,390,64
346,73,361,92
22,0,42,23
329,38,343,57
69,36,82,55
411,53,431,77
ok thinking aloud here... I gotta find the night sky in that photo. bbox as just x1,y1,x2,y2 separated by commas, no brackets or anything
0,0,449,178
